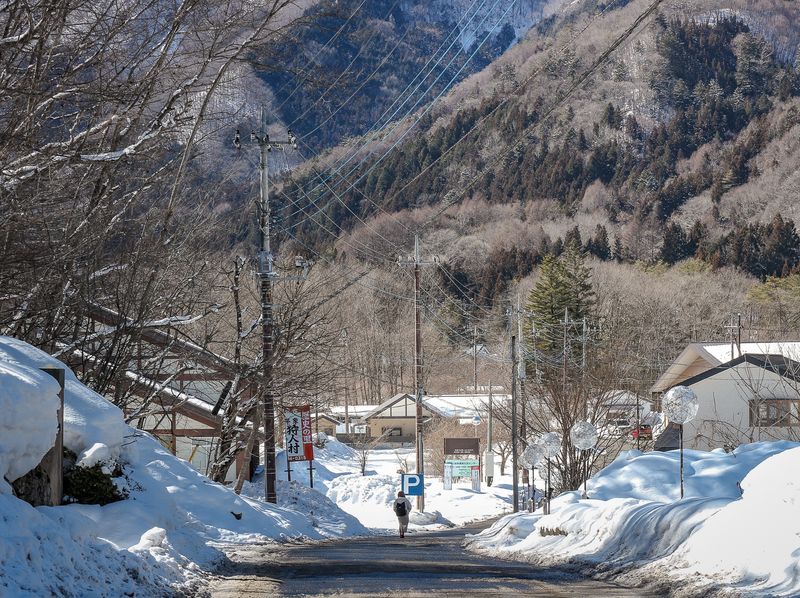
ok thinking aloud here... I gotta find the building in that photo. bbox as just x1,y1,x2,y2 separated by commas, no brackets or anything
359,393,448,444
600,390,653,429
63,303,262,483
311,413,342,437
334,392,510,445
651,342,800,450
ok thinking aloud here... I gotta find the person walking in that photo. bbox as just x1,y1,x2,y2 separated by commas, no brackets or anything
393,491,412,538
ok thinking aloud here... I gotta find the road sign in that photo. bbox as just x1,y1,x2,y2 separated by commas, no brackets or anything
285,405,314,462
443,462,453,490
444,437,480,456
445,459,480,477
402,473,424,496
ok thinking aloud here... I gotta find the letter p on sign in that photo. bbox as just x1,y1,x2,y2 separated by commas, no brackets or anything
402,473,424,496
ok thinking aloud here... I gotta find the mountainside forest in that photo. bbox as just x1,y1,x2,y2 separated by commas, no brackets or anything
3,0,800,418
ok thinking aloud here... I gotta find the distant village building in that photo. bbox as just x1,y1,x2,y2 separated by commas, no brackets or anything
651,342,800,450
321,392,511,446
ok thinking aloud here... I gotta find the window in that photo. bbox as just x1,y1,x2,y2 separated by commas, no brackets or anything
381,427,403,437
749,399,798,427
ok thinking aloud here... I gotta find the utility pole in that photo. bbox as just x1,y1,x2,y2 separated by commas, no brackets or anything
485,380,494,486
562,307,570,393
516,295,528,492
737,313,742,355
725,313,742,359
399,235,434,512
473,325,478,393
341,329,350,434
511,334,519,513
581,317,587,371
249,107,297,504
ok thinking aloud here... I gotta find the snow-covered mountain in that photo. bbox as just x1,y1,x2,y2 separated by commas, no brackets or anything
403,0,556,49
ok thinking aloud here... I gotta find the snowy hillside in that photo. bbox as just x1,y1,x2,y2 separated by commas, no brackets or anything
468,442,800,597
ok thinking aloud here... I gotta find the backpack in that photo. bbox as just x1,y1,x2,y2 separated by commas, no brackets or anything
393,499,407,516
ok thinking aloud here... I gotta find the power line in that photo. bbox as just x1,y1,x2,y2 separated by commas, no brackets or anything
417,0,668,230
273,0,370,112
283,0,513,230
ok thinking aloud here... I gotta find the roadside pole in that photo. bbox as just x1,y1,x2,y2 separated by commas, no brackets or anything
511,335,519,513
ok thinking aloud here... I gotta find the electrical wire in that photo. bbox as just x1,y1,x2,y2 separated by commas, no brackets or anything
283,0,511,229
273,0,370,112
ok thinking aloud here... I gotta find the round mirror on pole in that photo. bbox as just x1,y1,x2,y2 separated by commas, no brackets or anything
662,385,699,499
569,421,598,499
522,444,545,512
538,433,560,514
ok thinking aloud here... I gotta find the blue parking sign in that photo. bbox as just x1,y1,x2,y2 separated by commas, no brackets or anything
402,473,424,496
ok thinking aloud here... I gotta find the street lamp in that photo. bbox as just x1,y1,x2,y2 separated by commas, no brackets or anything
521,443,545,511
539,432,561,515
662,385,699,499
569,421,598,499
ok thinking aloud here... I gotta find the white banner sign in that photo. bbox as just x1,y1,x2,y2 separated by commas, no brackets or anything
285,405,314,462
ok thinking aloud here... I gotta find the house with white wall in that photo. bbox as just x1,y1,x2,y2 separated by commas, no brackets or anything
651,343,800,450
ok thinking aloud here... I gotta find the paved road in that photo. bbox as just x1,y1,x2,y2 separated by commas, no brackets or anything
211,522,663,597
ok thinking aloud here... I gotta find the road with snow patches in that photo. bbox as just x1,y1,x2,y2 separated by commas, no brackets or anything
211,520,664,597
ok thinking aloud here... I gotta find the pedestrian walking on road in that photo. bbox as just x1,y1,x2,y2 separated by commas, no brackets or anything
393,491,412,538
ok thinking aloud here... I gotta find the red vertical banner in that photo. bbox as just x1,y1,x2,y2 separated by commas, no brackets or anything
286,405,314,462
300,406,314,461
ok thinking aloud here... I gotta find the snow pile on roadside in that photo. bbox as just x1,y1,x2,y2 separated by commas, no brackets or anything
0,357,60,493
0,336,130,467
667,446,800,595
0,337,369,596
240,475,370,538
327,472,400,529
0,494,195,597
468,442,800,596
323,451,514,531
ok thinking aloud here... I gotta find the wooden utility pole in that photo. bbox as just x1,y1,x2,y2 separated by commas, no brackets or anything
250,107,296,504
517,295,528,489
473,325,478,393
399,235,434,512
511,334,519,513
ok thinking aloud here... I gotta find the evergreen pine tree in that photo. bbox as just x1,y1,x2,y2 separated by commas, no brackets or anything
660,222,690,264
564,226,582,251
612,236,625,262
590,224,611,260
525,247,595,358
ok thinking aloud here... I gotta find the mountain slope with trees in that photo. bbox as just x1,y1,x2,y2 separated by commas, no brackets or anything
281,0,800,298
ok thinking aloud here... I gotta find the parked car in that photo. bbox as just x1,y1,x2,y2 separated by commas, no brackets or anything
631,425,653,440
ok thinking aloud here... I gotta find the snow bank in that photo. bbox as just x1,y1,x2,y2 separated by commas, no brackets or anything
468,442,800,597
322,449,514,531
0,357,60,493
668,446,800,595
0,336,129,461
0,494,202,597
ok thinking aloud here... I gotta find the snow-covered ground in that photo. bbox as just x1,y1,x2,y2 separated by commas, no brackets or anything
323,448,516,531
243,439,517,533
468,442,800,597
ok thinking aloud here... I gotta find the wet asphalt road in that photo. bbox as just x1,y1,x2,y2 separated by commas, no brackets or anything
211,521,665,597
